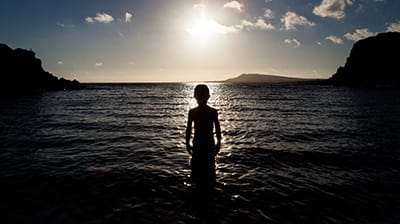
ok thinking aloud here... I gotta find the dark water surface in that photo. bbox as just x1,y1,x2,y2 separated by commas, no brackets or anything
1,83,400,223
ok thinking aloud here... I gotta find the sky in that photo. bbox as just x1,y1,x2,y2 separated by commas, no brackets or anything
0,0,399,82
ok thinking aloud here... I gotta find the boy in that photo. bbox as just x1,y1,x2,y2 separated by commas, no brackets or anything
186,84,221,182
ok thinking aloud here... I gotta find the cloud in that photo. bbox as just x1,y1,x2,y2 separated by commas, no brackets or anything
344,28,377,41
313,0,353,20
95,62,103,67
284,38,301,48
264,8,274,19
57,22,75,28
186,19,241,36
186,17,275,36
281,12,315,30
85,13,114,24
207,20,242,34
387,21,400,32
240,17,275,30
224,1,244,12
125,12,132,23
187,3,274,36
325,35,343,44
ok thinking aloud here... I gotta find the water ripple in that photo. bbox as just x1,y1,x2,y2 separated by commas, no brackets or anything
1,83,400,223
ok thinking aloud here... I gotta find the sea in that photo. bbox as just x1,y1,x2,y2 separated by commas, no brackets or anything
1,83,400,224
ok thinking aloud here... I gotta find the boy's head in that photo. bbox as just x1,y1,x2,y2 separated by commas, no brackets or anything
194,84,210,105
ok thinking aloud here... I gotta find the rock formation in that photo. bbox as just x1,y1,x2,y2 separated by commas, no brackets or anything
224,73,311,83
0,43,81,95
329,32,400,86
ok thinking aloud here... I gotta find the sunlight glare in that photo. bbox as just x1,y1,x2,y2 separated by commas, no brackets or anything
184,82,222,109
186,18,214,39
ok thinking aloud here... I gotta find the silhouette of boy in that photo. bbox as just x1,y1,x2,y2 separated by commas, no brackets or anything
186,84,221,182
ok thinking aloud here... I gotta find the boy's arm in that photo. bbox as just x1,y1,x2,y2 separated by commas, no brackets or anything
214,111,221,154
185,111,193,155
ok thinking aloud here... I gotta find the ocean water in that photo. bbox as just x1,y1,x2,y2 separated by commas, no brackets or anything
1,83,400,224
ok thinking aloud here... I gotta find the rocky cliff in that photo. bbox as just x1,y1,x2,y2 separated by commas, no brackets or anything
329,32,400,86
0,43,81,95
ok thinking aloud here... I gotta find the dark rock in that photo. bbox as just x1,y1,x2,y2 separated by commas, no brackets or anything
0,43,82,95
329,32,400,86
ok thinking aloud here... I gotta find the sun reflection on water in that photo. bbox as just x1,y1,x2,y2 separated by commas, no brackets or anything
183,82,224,109
183,82,234,181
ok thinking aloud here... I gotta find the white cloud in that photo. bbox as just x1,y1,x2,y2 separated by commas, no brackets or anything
85,13,114,24
240,17,275,30
95,62,103,67
187,2,274,36
281,12,315,30
224,1,244,12
186,19,241,36
57,61,63,65
264,8,274,19
186,17,274,36
85,17,94,23
325,35,343,44
284,38,301,48
57,22,75,28
125,12,132,23
208,20,242,34
344,28,377,41
313,0,353,20
387,21,400,32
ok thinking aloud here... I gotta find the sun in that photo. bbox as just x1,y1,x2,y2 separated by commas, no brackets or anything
186,18,214,38
184,4,228,45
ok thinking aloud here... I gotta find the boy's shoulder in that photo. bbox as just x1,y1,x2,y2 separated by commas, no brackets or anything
208,106,218,113
205,106,218,116
189,105,218,113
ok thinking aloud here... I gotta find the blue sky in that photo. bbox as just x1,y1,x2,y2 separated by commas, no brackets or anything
0,0,399,82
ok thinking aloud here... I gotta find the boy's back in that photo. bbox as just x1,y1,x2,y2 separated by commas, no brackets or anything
190,105,218,147
185,84,221,182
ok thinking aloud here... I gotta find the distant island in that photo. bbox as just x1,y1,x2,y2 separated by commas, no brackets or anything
328,32,400,86
0,43,81,96
223,73,315,83
224,32,400,86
